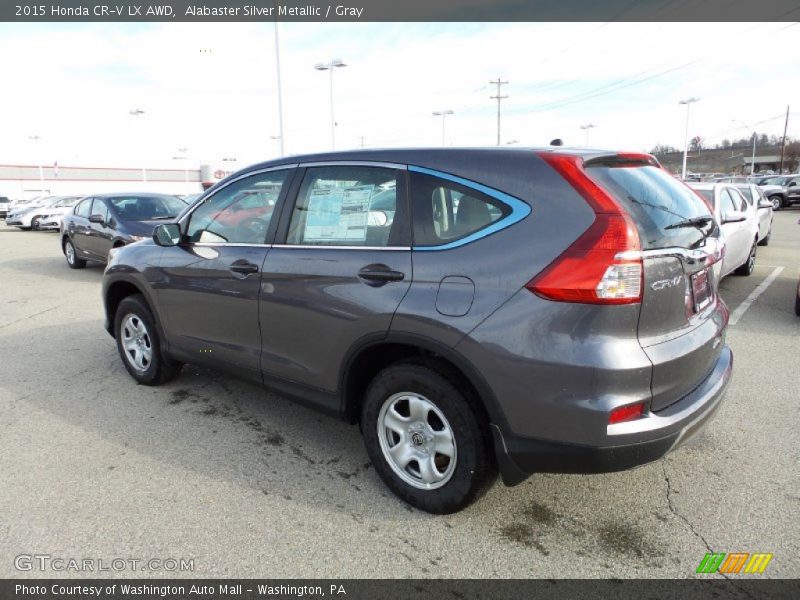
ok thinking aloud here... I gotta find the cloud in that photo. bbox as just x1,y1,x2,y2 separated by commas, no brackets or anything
0,21,797,168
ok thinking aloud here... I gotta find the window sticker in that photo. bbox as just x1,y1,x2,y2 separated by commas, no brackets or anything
304,184,375,242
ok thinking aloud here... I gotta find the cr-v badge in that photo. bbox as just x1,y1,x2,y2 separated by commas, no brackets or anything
651,276,683,291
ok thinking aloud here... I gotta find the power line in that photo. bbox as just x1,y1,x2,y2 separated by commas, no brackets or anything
490,77,509,146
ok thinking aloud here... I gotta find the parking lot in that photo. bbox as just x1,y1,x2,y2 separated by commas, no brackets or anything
0,211,797,579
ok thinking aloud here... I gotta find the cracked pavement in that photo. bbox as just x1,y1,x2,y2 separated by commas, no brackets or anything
0,213,798,578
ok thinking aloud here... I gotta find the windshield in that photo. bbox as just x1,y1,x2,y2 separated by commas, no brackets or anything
587,165,716,250
107,195,186,220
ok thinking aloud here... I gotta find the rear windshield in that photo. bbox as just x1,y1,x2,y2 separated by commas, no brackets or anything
587,165,715,250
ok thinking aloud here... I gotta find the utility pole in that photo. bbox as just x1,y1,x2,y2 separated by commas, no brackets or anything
490,77,509,146
779,105,789,174
273,22,285,157
358,136,366,148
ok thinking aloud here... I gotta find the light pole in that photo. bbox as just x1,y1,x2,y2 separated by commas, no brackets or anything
432,110,454,146
270,135,282,156
28,135,45,194
733,120,757,175
679,97,700,179
273,23,285,157
129,108,147,182
314,59,347,150
580,123,596,146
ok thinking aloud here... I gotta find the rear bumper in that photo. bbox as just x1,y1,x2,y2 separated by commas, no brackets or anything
494,344,732,485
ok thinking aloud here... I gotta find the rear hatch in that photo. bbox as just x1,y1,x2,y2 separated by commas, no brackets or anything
585,157,727,412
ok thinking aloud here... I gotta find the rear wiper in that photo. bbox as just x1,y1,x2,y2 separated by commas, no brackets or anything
664,215,713,230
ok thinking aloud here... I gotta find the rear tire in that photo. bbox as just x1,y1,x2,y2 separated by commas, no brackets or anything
795,281,800,317
734,239,757,276
360,363,496,514
114,294,182,385
758,228,771,246
64,239,87,269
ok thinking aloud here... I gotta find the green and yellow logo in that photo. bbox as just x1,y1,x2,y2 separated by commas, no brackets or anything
696,552,773,574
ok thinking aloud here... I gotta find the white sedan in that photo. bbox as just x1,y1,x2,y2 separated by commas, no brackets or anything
36,196,85,230
734,183,773,246
689,183,760,280
6,196,83,230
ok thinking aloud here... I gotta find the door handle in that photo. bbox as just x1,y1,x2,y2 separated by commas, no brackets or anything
358,264,405,286
230,260,259,275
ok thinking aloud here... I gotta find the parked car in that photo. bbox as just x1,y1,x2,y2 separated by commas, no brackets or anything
6,196,83,229
734,183,773,245
61,193,186,268
754,175,797,210
0,196,10,217
101,148,732,514
5,196,56,225
37,196,85,230
689,183,760,279
7,196,82,231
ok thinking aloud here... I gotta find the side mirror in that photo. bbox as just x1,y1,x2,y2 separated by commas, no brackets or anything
758,198,773,209
723,211,747,224
88,214,105,224
153,223,182,247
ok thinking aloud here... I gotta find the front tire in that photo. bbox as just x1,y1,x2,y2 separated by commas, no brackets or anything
64,239,87,269
734,239,757,276
361,363,496,514
769,195,783,211
114,294,182,385
31,217,41,230
758,227,771,246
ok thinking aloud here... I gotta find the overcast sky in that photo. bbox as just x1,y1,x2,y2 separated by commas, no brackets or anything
1,21,798,169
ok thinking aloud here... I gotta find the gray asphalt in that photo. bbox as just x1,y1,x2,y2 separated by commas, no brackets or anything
0,211,797,579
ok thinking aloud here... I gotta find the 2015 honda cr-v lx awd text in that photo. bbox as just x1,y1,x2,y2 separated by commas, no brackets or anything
102,148,732,514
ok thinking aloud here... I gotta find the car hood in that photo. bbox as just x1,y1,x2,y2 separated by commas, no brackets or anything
760,184,786,193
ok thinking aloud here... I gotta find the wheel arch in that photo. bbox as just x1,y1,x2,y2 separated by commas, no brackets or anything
339,333,507,433
103,276,163,343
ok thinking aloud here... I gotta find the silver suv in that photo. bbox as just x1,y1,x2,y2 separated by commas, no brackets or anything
102,148,732,513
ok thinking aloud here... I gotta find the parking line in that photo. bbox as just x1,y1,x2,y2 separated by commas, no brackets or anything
729,267,784,326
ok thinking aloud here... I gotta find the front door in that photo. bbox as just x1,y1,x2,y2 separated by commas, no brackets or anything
259,164,412,400
155,167,295,380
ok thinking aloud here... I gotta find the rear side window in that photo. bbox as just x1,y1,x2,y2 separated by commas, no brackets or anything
695,189,715,207
587,166,714,250
409,171,509,247
286,166,407,247
75,198,92,218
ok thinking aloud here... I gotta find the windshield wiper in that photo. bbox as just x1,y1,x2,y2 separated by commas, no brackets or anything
664,215,713,230
148,216,175,220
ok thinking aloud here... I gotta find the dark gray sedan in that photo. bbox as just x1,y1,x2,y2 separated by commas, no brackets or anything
61,193,187,268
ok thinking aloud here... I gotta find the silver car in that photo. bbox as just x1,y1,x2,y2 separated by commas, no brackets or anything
689,183,760,279
735,184,773,246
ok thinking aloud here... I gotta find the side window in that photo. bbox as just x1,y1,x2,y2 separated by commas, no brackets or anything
409,171,509,247
92,199,110,223
187,169,289,244
286,166,405,247
730,188,748,211
75,198,92,218
720,189,738,217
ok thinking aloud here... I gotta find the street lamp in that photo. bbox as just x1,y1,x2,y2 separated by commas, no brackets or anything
679,97,700,180
270,135,282,156
28,135,45,194
580,123,596,146
432,110,454,146
129,108,147,182
273,23,285,157
314,58,347,150
733,120,757,176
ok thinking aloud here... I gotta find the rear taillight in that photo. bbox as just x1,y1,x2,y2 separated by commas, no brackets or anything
527,154,642,305
608,401,646,424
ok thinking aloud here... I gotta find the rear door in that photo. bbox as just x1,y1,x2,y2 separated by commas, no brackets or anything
68,197,95,256
258,163,412,400
585,163,727,412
